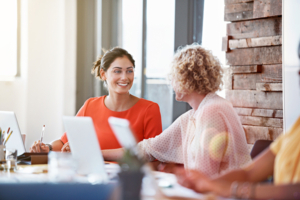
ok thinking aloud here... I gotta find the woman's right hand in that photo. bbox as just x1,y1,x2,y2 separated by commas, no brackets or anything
29,140,50,153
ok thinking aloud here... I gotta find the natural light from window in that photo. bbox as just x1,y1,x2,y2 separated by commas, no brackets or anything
0,0,17,77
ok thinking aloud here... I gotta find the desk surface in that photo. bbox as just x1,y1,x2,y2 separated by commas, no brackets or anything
0,164,225,200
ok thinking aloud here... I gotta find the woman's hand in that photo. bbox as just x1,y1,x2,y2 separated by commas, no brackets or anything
29,140,50,153
157,162,184,173
175,168,213,193
61,142,71,152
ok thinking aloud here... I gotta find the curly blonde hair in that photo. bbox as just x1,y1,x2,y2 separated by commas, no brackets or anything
170,44,223,94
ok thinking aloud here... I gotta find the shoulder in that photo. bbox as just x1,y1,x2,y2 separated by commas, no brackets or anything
202,94,234,114
82,96,105,107
137,98,160,110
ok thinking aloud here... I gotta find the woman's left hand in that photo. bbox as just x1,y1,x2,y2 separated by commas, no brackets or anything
61,142,71,152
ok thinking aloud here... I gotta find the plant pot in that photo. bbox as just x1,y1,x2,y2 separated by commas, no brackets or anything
118,171,144,200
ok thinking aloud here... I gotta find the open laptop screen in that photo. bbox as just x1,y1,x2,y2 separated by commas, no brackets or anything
0,111,26,156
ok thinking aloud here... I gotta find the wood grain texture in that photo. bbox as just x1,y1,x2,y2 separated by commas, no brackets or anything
226,46,282,66
240,116,283,128
227,17,282,39
232,64,282,90
225,0,254,4
253,0,282,18
231,65,262,73
234,107,253,116
234,107,283,118
224,68,233,90
225,90,283,109
274,110,283,118
252,108,274,117
243,125,282,144
225,2,253,13
256,83,282,91
229,35,282,49
225,11,254,22
222,36,231,52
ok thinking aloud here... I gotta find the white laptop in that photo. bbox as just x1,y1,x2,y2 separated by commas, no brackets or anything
63,116,108,180
0,111,26,156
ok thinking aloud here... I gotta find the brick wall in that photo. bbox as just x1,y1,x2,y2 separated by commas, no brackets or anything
222,0,283,150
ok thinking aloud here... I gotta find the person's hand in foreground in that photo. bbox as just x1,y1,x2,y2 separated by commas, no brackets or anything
29,140,49,153
157,163,184,174
175,168,215,194
61,142,71,152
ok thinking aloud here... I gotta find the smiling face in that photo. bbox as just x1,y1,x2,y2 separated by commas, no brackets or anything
100,56,134,95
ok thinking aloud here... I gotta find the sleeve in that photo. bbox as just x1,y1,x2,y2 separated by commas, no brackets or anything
193,108,229,176
270,131,286,155
143,103,163,139
270,117,300,155
137,115,184,163
60,100,89,144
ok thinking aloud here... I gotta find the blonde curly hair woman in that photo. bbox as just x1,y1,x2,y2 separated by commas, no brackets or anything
103,44,251,177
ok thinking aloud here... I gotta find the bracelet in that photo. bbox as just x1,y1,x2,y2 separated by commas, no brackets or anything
230,181,239,198
237,182,256,199
240,182,252,199
46,144,52,151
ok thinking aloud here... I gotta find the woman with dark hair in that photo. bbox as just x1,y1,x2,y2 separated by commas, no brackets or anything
30,47,162,152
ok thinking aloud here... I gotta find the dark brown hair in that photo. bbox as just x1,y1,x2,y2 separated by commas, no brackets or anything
92,47,135,80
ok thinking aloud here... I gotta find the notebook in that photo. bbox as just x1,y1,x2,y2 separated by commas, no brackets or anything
0,111,26,156
63,116,108,180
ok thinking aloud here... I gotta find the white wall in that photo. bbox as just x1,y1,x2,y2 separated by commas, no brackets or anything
0,0,77,150
201,0,227,98
283,0,300,131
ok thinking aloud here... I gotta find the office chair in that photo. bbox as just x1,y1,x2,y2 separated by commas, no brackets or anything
250,140,273,159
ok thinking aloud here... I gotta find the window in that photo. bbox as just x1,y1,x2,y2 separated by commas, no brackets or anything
144,0,175,129
201,0,227,97
0,0,18,78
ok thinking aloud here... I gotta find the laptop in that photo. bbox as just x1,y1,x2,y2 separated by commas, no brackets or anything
0,111,26,156
62,116,108,180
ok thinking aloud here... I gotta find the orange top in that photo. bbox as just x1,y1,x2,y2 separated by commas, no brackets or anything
61,96,162,150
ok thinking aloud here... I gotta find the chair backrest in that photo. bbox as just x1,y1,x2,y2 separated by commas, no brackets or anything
250,140,273,159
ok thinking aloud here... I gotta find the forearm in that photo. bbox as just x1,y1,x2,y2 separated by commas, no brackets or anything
102,148,124,161
50,139,64,151
215,169,249,183
255,183,300,200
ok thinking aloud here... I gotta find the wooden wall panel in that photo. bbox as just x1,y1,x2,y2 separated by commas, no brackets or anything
226,46,282,65
243,125,283,144
225,90,283,109
231,64,282,90
225,0,253,4
224,0,283,145
234,107,283,118
225,2,253,13
225,0,281,22
230,65,262,73
229,35,281,49
240,116,283,127
256,83,282,91
227,17,282,39
253,0,282,18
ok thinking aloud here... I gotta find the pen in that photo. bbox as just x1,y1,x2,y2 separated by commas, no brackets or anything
40,125,45,145
4,131,13,145
0,128,2,145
